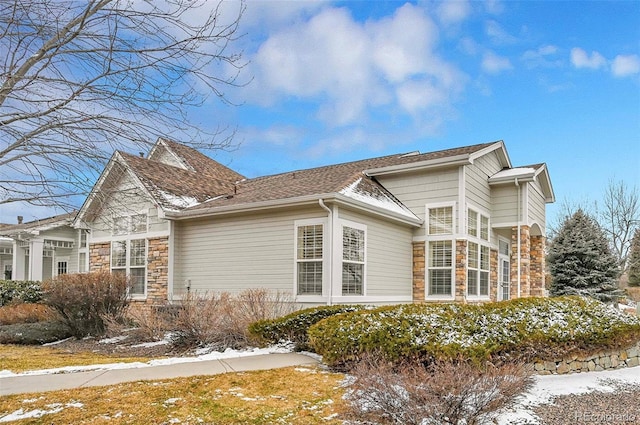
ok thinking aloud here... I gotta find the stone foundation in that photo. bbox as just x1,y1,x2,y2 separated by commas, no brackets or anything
533,343,640,375
490,248,498,302
530,235,545,297
145,237,169,305
510,225,530,298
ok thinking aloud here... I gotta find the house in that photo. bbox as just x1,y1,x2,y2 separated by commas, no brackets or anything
69,138,554,307
0,213,84,281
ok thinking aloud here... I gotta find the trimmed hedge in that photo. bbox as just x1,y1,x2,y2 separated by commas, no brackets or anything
0,321,71,345
307,296,640,366
0,280,43,306
249,304,367,350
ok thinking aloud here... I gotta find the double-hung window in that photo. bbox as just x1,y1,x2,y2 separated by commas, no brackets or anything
342,225,365,295
111,213,148,297
427,205,454,297
296,223,324,296
111,239,147,296
467,208,490,298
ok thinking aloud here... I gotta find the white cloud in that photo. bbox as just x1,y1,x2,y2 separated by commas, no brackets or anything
522,45,562,68
481,51,513,74
611,54,640,77
485,20,518,44
245,3,466,129
570,48,607,70
436,0,471,25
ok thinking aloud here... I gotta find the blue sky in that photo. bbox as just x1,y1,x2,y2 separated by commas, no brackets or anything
2,0,639,226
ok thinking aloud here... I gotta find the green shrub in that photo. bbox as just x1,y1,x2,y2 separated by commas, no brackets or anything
249,304,367,350
308,296,640,367
42,271,130,338
0,321,72,345
0,280,43,306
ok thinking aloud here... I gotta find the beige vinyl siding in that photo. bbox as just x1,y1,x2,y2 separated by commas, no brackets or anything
528,180,547,233
338,208,413,297
491,185,520,225
376,167,459,237
173,207,325,295
466,152,502,213
91,172,163,237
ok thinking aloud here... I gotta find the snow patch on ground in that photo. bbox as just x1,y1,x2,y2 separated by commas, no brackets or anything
0,403,83,423
496,367,640,424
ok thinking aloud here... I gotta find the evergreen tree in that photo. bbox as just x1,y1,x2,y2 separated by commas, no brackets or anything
548,209,622,302
628,229,640,287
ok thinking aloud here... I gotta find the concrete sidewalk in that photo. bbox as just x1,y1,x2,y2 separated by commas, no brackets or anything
0,353,319,396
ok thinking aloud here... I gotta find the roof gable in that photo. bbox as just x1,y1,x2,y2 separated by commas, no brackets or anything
1,212,76,236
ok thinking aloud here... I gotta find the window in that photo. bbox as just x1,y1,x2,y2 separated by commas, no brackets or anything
111,239,146,296
342,226,365,295
468,209,489,241
79,252,87,273
113,214,148,235
467,208,491,298
428,240,452,296
429,207,453,235
57,261,68,276
468,242,490,297
79,230,88,248
296,224,323,295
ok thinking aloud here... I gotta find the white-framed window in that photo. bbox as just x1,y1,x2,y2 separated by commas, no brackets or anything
112,213,148,236
467,207,491,298
111,239,147,296
78,229,89,273
467,242,490,297
295,221,324,296
426,204,455,298
342,223,366,296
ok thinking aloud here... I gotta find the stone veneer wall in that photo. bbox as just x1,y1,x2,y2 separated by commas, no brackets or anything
510,225,531,298
490,248,498,302
454,240,467,301
89,242,111,272
533,343,640,375
146,237,169,305
412,242,425,302
530,235,545,297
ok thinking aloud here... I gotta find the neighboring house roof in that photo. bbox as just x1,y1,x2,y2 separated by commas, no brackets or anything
0,212,76,237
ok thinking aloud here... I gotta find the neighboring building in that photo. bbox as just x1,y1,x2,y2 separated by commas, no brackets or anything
69,138,554,306
0,213,84,281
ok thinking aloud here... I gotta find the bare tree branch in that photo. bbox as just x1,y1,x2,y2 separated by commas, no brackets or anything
0,0,247,210
600,179,640,272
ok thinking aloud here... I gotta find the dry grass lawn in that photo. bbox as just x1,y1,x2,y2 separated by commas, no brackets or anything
0,344,156,373
0,366,346,424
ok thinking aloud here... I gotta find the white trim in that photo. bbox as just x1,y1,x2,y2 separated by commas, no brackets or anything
522,184,529,225
90,229,170,243
167,220,175,301
364,155,472,176
458,166,465,236
425,201,457,236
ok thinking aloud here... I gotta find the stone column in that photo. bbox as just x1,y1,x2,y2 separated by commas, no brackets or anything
146,237,169,304
530,235,545,297
455,239,467,302
89,242,111,272
412,241,425,302
510,225,531,298
490,248,498,302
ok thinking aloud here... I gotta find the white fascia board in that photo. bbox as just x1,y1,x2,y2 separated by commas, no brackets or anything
333,193,423,227
165,193,338,220
469,141,512,168
166,192,423,227
364,155,472,177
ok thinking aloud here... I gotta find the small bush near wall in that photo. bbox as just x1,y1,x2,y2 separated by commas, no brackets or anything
0,280,42,306
166,288,299,350
42,272,130,338
308,296,640,367
0,303,56,325
249,305,368,351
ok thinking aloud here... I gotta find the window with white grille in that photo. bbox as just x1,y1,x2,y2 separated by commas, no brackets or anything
342,226,365,295
296,224,323,295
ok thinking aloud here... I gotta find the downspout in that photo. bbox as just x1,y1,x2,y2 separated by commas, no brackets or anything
515,178,521,298
318,199,333,305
